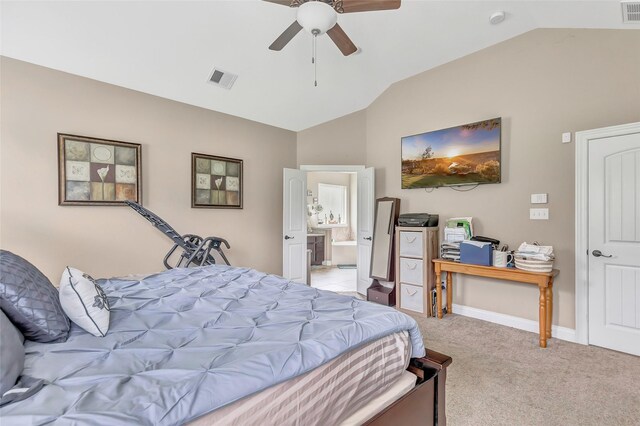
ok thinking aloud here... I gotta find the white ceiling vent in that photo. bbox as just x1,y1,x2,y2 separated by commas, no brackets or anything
208,68,238,90
621,2,640,23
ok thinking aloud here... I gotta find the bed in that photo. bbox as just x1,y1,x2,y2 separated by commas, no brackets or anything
0,264,450,425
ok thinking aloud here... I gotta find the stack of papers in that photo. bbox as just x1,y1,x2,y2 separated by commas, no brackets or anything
441,217,475,261
441,242,461,262
515,242,554,261
444,228,467,243
444,217,474,243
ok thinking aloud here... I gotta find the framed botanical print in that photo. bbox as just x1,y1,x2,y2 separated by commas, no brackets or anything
58,133,142,206
191,153,243,209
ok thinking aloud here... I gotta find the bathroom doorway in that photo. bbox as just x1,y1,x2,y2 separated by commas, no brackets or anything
306,171,358,292
283,165,374,296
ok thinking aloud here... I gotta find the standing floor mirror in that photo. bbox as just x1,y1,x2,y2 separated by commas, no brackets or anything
367,197,400,306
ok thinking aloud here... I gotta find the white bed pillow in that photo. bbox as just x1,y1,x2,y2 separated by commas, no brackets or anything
59,267,110,337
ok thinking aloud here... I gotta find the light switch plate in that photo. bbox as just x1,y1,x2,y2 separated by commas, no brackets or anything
562,132,572,143
530,208,549,220
531,193,548,204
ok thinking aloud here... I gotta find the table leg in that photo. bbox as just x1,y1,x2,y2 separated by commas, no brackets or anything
546,279,554,339
539,286,547,348
436,271,443,319
446,272,453,314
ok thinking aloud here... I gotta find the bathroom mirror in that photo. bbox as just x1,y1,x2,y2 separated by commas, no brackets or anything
370,197,401,281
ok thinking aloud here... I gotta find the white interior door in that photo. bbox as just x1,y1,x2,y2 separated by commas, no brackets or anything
283,168,307,284
357,167,375,295
588,129,640,356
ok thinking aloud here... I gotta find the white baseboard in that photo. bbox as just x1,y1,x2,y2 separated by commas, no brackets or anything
451,303,578,343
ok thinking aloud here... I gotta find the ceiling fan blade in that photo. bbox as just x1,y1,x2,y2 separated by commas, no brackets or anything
327,24,357,56
339,0,401,13
263,0,295,7
269,21,303,51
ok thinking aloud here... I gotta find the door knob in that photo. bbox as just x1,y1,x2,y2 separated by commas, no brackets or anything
364,236,372,241
592,250,612,258
284,235,294,240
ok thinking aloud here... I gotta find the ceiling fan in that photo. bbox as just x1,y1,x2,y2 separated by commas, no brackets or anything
265,0,401,56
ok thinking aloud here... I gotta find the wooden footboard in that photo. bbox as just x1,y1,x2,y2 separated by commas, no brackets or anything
365,349,452,426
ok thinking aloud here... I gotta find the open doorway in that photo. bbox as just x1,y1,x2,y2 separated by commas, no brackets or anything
283,166,374,295
306,171,358,293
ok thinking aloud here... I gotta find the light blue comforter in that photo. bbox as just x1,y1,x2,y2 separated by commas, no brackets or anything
1,265,425,425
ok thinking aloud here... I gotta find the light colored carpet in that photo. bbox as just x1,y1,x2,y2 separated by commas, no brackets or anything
410,313,640,426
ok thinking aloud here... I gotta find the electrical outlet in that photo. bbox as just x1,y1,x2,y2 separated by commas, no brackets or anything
531,193,548,204
530,208,549,220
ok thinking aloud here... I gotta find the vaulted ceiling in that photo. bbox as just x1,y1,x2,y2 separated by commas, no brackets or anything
1,1,633,131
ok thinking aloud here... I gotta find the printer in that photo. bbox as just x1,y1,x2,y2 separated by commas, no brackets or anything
398,213,439,227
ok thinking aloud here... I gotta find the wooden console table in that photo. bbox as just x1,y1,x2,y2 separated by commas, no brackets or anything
432,259,559,348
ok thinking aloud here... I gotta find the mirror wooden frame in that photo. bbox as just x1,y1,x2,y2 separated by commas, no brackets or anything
369,197,401,282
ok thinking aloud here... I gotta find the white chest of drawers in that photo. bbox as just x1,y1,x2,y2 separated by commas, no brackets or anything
394,226,439,317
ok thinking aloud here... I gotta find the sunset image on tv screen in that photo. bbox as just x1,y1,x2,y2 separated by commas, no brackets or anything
401,118,501,189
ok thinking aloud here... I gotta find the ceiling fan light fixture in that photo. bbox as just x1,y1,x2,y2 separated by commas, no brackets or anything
297,1,337,35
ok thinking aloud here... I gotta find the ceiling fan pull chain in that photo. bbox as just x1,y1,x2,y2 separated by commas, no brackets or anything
314,33,318,87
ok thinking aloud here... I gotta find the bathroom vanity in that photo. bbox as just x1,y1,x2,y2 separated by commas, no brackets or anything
307,234,325,266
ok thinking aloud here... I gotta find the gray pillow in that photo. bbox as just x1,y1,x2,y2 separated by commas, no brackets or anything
0,309,25,395
0,250,70,342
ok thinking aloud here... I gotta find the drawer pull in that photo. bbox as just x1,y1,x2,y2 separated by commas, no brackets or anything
404,236,417,243
405,262,417,270
405,288,418,296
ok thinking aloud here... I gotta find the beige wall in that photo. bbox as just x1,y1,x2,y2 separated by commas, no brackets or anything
299,29,640,329
307,171,352,229
0,57,297,283
307,172,351,204
307,171,356,255
297,110,366,166
2,29,639,328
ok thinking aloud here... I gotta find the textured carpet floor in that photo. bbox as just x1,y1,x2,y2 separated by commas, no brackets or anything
410,313,640,425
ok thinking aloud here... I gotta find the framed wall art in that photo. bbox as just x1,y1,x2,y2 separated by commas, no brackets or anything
191,153,243,209
58,133,142,206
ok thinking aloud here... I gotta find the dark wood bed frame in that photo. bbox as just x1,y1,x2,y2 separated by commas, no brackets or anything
365,349,452,426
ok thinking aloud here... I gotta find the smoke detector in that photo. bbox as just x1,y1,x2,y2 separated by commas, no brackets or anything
489,11,506,25
208,68,238,90
621,2,640,23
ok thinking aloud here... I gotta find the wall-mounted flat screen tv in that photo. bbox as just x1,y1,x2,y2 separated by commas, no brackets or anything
401,118,501,189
